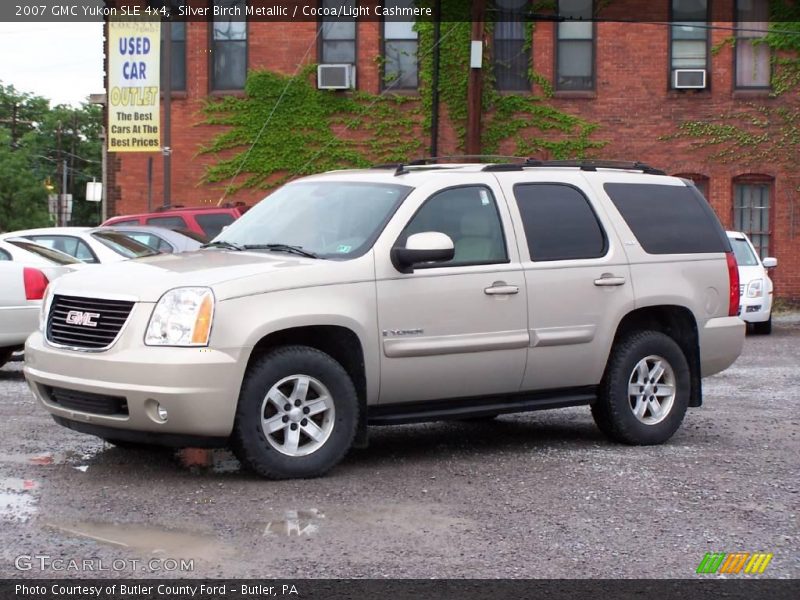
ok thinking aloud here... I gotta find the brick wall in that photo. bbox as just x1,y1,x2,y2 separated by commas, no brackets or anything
107,15,799,299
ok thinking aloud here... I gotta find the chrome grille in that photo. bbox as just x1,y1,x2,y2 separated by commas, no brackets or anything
47,295,134,350
739,284,745,296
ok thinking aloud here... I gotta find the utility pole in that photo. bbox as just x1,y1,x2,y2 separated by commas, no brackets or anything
466,0,486,156
56,121,63,227
163,18,172,208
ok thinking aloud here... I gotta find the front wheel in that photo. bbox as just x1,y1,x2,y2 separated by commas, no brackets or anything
592,331,690,445
0,348,13,369
231,346,359,479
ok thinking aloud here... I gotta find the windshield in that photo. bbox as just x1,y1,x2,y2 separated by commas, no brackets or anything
5,239,80,265
91,231,159,258
730,237,759,267
212,181,412,259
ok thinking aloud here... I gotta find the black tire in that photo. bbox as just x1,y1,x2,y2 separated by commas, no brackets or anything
231,345,359,479
592,331,690,445
0,348,13,369
752,315,772,335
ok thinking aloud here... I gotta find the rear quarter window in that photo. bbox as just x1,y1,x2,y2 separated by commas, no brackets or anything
603,183,730,254
195,213,235,239
146,216,188,229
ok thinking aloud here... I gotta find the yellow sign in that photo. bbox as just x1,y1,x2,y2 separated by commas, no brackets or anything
108,19,161,152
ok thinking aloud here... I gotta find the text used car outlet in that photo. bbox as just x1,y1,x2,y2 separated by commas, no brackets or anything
24,160,746,479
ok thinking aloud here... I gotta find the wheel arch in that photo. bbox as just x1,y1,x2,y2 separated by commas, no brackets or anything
244,324,369,446
610,305,702,407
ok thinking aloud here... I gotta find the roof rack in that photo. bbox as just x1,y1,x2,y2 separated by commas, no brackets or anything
371,155,529,176
482,159,666,175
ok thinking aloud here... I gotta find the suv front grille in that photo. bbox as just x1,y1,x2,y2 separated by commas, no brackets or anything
47,295,134,350
739,284,745,296
45,386,129,416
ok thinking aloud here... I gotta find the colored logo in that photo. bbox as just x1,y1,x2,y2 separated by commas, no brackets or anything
696,552,773,574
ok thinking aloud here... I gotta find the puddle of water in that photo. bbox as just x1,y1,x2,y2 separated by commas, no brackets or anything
176,448,241,474
46,521,227,562
0,477,39,523
263,509,324,538
0,448,101,467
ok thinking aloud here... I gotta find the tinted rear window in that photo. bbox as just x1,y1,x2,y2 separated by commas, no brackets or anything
195,213,235,239
603,183,730,254
146,216,187,229
514,183,607,261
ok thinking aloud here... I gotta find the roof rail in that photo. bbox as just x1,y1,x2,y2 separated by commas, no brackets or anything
483,159,666,175
371,155,530,176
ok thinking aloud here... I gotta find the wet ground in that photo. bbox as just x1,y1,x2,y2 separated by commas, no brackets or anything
0,316,798,579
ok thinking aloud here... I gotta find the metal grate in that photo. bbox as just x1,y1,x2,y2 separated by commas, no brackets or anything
46,386,128,416
47,295,134,350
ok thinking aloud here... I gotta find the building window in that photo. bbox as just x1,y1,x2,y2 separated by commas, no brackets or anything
211,0,247,90
674,173,709,198
670,0,708,87
383,1,418,90
734,179,771,258
736,0,771,88
494,0,529,91
148,0,186,91
320,0,357,65
556,0,594,90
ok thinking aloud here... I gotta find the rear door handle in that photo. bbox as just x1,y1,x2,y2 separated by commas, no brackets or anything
594,274,626,287
484,282,519,295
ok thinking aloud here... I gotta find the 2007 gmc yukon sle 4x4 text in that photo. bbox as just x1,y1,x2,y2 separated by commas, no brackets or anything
24,160,745,479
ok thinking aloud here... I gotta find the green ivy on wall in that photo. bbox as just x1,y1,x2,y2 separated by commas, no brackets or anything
202,0,606,194
666,0,800,168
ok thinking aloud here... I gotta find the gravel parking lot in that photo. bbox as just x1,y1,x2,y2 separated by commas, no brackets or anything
0,316,798,579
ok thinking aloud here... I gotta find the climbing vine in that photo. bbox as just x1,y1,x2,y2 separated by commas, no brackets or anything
202,0,606,194
665,0,800,169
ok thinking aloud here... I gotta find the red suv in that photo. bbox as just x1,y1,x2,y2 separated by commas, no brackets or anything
103,204,249,240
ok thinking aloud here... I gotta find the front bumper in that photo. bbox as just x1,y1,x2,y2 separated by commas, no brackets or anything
698,316,746,377
24,328,246,438
738,294,772,324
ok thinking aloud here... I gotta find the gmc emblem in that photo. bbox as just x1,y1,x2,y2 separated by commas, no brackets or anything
65,310,100,327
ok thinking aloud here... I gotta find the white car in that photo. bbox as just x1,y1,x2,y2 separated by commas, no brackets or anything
727,231,777,334
0,239,80,368
0,227,157,264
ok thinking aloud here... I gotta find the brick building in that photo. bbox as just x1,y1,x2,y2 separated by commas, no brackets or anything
106,0,800,300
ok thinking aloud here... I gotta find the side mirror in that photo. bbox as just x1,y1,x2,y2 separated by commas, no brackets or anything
762,257,777,269
391,232,455,273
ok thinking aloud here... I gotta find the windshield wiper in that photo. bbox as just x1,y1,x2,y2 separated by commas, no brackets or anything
201,240,245,251
241,244,321,259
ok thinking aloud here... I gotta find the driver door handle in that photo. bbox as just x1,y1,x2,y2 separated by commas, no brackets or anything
484,282,519,296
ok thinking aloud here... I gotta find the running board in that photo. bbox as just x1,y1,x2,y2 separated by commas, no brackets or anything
367,387,596,426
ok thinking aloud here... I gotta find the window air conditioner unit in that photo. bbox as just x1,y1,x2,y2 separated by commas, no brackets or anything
317,64,356,90
673,69,707,89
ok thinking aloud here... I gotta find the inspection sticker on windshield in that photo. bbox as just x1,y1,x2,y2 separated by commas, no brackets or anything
479,190,491,205
336,245,352,253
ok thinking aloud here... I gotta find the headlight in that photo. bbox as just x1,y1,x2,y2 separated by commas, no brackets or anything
747,279,764,298
145,287,215,346
39,285,53,333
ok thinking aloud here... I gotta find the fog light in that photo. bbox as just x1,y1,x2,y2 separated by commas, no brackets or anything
157,404,168,422
747,305,761,313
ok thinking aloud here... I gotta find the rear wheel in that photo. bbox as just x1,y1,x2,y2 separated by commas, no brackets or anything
592,331,690,445
752,315,772,335
231,346,359,479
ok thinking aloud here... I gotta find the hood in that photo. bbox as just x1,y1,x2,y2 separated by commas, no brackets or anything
50,249,373,302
